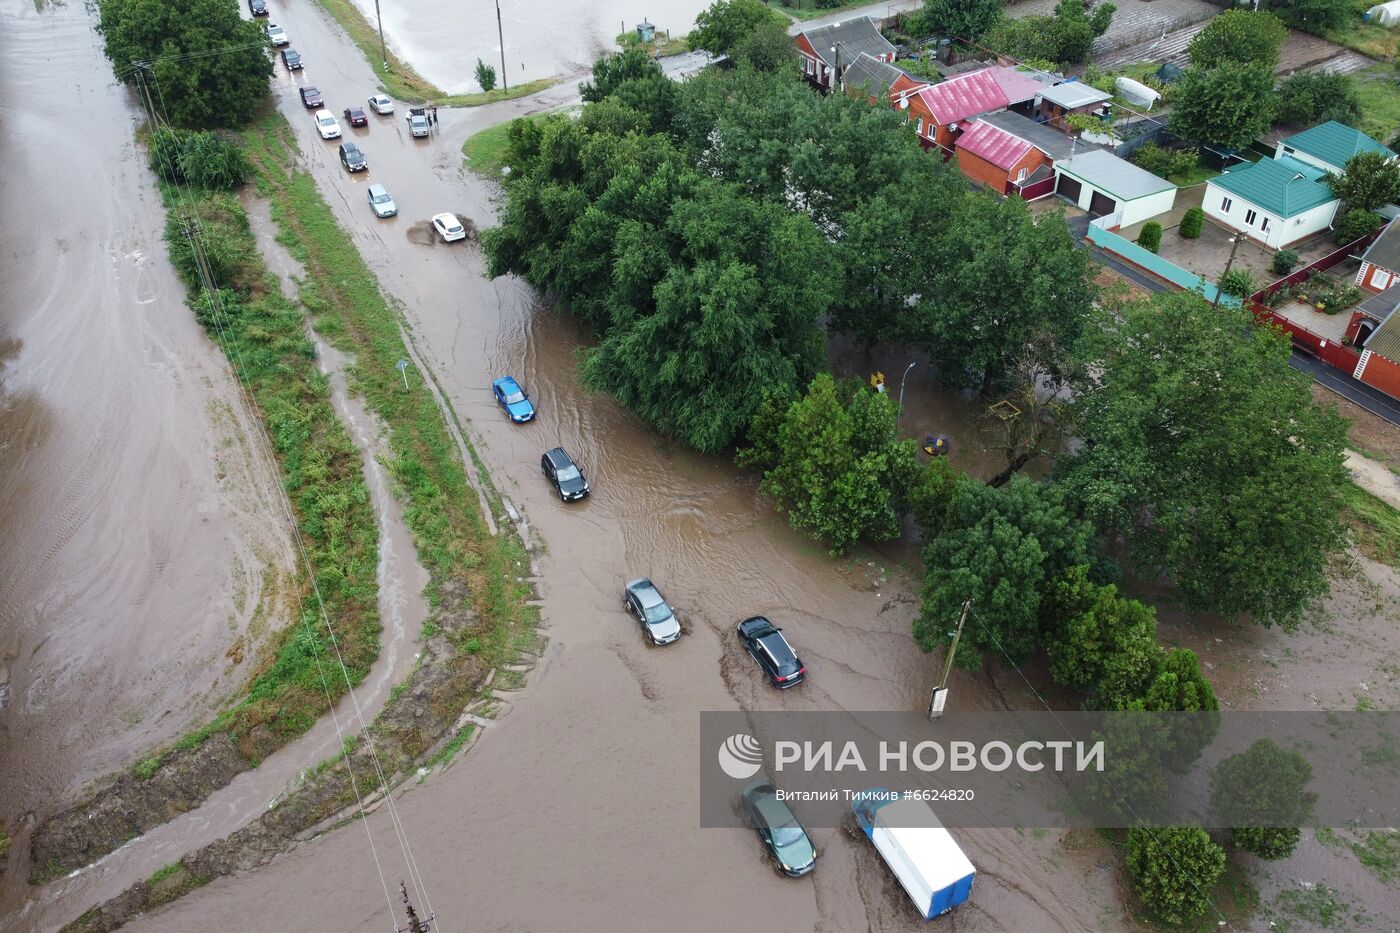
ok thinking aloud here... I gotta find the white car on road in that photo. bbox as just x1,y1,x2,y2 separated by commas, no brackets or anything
314,109,342,140
431,213,467,243
267,23,288,45
367,94,394,115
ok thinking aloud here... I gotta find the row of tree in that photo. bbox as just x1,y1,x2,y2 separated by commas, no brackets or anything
906,0,1115,66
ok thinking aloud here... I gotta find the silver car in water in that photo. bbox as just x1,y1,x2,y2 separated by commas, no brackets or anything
367,184,396,218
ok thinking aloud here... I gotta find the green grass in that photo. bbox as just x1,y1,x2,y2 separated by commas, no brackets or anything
148,863,181,886
243,111,538,680
1341,481,1400,566
1352,830,1400,883
461,113,550,177
423,724,475,770
772,0,875,20
1167,160,1220,188
616,30,690,58
306,0,556,105
0,828,10,862
132,756,160,780
1326,0,1399,62
1354,66,1400,149
1273,884,1356,930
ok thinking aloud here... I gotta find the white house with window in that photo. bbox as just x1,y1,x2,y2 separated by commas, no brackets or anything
1203,155,1340,249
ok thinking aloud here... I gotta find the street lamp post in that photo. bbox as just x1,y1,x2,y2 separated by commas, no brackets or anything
897,361,917,423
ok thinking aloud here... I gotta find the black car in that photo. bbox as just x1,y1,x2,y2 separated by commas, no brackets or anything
342,106,368,127
541,447,589,501
740,780,816,877
248,0,268,15
298,85,322,108
281,48,302,70
338,142,367,172
737,617,805,688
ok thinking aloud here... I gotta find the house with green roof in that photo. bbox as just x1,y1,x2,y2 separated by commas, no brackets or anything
1275,120,1392,175
1203,155,1339,249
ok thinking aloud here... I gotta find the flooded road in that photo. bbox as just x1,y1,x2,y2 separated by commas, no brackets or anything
112,2,1120,931
0,0,296,840
344,0,712,93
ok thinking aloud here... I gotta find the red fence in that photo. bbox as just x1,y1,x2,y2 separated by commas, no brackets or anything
1246,231,1381,373
1013,175,1057,201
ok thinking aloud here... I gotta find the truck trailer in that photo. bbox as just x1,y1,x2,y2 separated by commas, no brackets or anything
851,789,975,920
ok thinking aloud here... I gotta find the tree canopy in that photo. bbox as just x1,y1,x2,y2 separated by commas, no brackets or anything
689,0,789,60
580,48,662,102
915,475,1095,668
1275,71,1362,127
738,375,919,553
1125,827,1227,925
986,0,1115,65
1210,738,1315,860
1186,10,1287,71
1262,0,1347,35
97,0,272,128
1168,62,1277,151
1325,150,1400,212
1058,290,1350,628
907,0,1005,42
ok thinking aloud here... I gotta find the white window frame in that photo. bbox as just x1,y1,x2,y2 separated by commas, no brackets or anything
916,116,924,135
1259,215,1270,232
1220,196,1233,213
1016,167,1028,182
1245,208,1258,226
1376,269,1393,290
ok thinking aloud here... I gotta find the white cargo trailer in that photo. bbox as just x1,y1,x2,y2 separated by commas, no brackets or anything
852,789,975,920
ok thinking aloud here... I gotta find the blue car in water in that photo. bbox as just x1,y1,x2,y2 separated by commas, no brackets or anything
491,376,535,423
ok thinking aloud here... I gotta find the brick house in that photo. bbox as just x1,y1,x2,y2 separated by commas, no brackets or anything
795,18,895,93
841,52,925,105
954,121,1052,196
894,66,1050,156
1356,218,1400,292
970,110,1091,200
1351,291,1400,396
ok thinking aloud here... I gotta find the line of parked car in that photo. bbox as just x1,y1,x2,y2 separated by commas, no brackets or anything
268,15,469,239
259,0,826,887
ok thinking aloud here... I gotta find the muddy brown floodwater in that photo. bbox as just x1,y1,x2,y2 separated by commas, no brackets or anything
0,0,295,860
344,0,714,93
105,2,1121,930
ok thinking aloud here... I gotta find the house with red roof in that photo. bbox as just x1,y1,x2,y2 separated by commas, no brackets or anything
893,66,1051,157
953,121,1053,196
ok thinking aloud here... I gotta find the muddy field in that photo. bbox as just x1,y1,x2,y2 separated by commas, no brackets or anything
0,0,295,848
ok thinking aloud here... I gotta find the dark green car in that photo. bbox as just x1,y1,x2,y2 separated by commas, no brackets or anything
741,780,815,877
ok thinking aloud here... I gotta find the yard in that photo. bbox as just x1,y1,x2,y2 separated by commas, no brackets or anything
1326,0,1400,62
1257,262,1367,345
1355,65,1400,149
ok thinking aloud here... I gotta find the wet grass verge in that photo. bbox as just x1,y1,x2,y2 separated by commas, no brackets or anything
461,112,551,177
307,0,555,106
1341,482,1400,567
33,112,540,890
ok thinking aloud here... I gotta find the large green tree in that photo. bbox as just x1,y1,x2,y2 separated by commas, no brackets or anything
907,0,1005,41
738,375,919,554
1262,0,1347,35
1059,291,1350,628
1275,71,1362,127
1186,10,1287,71
97,0,272,128
1168,61,1277,151
1125,827,1227,925
1210,738,1315,860
906,194,1096,390
579,173,835,452
915,476,1095,668
689,0,789,60
1325,150,1400,213
580,48,662,102
985,0,1114,64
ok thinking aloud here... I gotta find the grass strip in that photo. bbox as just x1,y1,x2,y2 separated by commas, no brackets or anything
243,112,536,673
308,0,557,105
461,112,550,176
1341,481,1400,567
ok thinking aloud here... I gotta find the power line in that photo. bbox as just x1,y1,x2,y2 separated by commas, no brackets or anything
133,63,440,930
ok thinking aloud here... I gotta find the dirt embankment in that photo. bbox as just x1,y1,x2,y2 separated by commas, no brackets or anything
28,741,251,884
60,578,502,933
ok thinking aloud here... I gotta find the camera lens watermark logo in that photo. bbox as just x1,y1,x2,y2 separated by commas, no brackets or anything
717,733,763,780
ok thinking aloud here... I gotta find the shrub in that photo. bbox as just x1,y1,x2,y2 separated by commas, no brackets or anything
1271,248,1299,275
1335,208,1383,246
1131,143,1198,181
1218,266,1258,298
1125,827,1227,925
1179,206,1204,239
475,59,497,93
148,128,250,190
1275,72,1361,126
1136,221,1162,253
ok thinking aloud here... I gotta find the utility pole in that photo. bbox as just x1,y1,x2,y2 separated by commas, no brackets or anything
1212,233,1242,309
396,881,433,933
928,598,971,719
496,0,508,91
372,0,388,71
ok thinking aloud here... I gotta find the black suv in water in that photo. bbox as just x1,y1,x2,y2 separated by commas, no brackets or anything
541,447,589,501
738,617,805,688
338,142,367,172
249,0,268,15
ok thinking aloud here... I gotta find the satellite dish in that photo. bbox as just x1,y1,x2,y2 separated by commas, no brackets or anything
899,98,909,109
